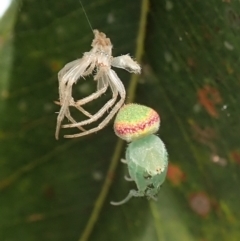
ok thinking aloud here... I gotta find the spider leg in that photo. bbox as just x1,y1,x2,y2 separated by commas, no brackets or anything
55,57,93,139
55,100,92,118
111,55,141,74
73,74,108,106
70,103,92,118
121,159,127,164
63,68,108,122
62,68,118,129
55,82,73,139
64,108,86,132
151,196,158,201
57,59,86,107
58,62,108,123
110,189,143,206
63,70,125,138
124,175,134,182
64,95,125,137
58,55,94,103
82,55,96,76
62,87,118,129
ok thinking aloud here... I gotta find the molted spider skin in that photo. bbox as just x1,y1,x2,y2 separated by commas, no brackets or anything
55,30,141,139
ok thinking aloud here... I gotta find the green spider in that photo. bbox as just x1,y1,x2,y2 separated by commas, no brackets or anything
111,104,168,205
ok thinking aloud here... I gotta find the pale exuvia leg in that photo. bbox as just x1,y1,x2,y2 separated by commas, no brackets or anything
63,70,125,138
71,104,92,118
82,56,97,76
110,189,143,206
62,69,118,129
62,88,118,128
56,72,87,139
58,59,82,80
73,76,108,106
58,60,88,102
111,55,141,74
58,59,80,101
59,70,108,119
74,85,108,106
55,100,92,118
56,66,110,139
63,93,124,138
64,108,86,132
55,83,73,139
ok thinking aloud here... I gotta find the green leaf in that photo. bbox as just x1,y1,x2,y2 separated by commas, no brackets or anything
1,0,240,241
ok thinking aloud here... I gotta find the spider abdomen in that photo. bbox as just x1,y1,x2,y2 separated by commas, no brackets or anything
126,134,168,195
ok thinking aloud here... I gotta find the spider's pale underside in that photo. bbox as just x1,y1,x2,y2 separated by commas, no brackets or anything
55,30,141,139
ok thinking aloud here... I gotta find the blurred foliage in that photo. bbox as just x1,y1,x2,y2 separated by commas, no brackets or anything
0,0,240,241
